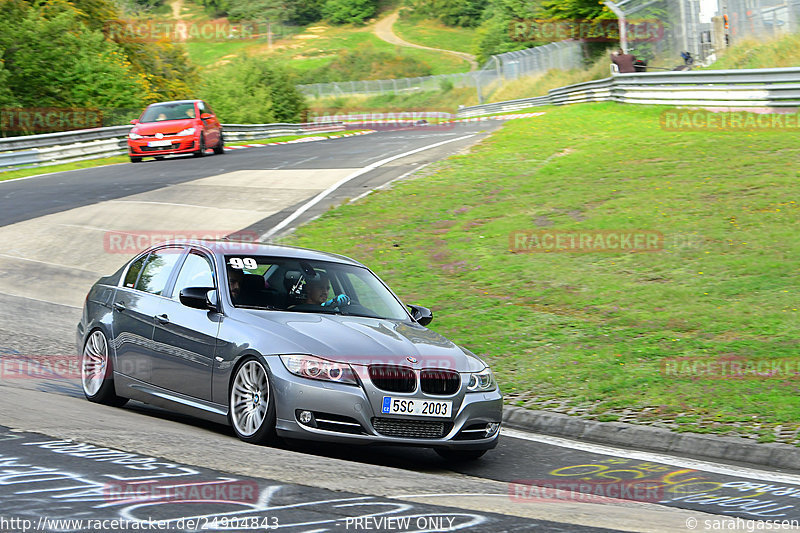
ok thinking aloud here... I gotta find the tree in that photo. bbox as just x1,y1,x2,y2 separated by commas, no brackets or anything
0,1,150,109
289,0,325,25
539,0,619,62
474,0,547,62
539,0,611,20
323,0,377,25
403,0,487,27
0,54,18,109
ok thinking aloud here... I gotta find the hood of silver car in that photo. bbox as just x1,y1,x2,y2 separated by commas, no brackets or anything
238,310,486,372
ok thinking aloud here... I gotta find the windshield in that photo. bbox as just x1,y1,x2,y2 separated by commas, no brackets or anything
224,255,410,321
140,102,196,123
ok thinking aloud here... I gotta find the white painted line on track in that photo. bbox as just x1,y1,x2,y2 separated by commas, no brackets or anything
502,428,800,485
259,134,475,241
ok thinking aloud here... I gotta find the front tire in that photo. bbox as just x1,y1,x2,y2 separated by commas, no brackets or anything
229,357,277,444
130,156,142,163
81,330,128,407
435,448,488,462
212,134,224,155
193,134,206,157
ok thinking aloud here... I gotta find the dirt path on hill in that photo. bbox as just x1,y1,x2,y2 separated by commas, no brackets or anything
373,11,479,71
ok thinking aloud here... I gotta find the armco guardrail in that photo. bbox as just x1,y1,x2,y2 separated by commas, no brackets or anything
0,122,345,170
457,67,800,117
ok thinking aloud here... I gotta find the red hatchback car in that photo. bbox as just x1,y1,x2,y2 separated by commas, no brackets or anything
127,100,223,163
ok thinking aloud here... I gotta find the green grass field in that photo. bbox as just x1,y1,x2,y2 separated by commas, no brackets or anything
284,103,800,443
186,22,471,74
392,17,478,55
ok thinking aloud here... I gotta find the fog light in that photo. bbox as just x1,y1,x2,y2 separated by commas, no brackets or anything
299,410,314,425
485,422,500,437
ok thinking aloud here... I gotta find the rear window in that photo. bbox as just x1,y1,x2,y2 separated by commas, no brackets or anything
134,248,183,295
140,103,196,123
123,254,147,288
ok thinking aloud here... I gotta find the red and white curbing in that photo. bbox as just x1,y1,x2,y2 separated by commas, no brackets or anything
445,112,547,123
224,130,375,152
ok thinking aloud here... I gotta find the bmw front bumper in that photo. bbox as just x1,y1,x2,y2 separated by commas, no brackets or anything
268,359,503,450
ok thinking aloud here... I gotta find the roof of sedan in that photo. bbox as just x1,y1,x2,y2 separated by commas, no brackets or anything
168,239,364,267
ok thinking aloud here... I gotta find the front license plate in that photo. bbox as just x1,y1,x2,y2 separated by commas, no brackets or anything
381,397,452,418
147,140,172,147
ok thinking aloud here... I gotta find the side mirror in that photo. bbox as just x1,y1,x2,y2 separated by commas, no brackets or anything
130,119,139,125
200,113,213,120
180,287,218,311
408,304,433,326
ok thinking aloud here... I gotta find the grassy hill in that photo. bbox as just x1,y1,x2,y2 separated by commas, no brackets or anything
285,102,800,443
175,0,474,78
705,33,800,69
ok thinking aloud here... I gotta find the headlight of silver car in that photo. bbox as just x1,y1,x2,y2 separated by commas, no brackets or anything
280,354,358,385
176,127,196,136
128,132,143,139
467,367,496,392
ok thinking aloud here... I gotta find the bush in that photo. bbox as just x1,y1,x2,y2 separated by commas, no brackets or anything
199,56,307,124
295,45,433,84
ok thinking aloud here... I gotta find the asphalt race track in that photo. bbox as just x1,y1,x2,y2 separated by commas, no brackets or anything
1,123,799,532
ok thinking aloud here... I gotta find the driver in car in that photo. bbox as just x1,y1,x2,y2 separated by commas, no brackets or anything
228,267,245,305
301,274,350,308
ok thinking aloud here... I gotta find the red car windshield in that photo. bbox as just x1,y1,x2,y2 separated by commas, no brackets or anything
140,103,196,123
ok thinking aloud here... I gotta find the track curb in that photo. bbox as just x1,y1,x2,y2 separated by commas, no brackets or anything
502,405,800,471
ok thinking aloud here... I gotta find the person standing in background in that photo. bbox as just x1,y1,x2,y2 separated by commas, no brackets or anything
611,49,637,73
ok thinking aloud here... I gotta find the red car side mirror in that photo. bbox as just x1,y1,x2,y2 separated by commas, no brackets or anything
200,113,213,120
130,119,139,125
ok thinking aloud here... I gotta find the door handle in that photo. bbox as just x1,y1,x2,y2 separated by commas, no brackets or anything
155,314,170,324
114,302,126,312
